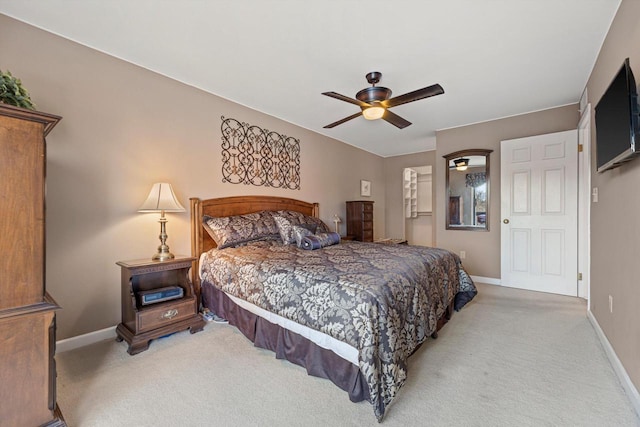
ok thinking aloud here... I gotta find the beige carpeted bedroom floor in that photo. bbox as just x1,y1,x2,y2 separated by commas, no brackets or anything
56,283,640,426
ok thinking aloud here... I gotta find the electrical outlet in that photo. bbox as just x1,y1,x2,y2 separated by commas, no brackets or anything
609,295,613,313
460,250,466,259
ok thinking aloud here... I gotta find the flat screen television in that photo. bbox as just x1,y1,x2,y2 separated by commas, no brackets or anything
595,58,640,172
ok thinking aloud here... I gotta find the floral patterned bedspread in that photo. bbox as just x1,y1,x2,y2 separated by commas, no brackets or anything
200,240,476,421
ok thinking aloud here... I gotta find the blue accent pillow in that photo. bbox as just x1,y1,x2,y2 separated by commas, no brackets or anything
300,232,341,250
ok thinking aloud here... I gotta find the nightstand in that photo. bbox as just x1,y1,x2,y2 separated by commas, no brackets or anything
340,235,356,241
115,256,205,355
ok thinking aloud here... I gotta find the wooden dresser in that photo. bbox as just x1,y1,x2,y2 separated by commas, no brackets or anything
346,200,374,242
0,104,66,426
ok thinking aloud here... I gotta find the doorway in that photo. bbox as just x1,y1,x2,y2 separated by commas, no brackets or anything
577,104,591,301
403,166,432,246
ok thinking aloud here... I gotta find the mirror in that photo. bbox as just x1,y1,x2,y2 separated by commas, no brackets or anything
444,149,493,231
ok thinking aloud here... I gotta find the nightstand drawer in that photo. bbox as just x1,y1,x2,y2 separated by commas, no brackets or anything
137,297,196,332
362,230,373,241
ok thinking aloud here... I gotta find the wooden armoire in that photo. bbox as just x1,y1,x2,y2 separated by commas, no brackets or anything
0,104,66,426
346,200,374,242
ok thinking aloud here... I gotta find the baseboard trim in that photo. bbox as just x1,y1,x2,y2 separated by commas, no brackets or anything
56,325,117,353
587,310,640,418
470,275,501,286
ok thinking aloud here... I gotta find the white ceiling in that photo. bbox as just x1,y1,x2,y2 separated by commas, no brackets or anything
0,1,620,157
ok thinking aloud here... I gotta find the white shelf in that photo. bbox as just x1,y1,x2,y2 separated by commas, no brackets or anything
403,169,418,218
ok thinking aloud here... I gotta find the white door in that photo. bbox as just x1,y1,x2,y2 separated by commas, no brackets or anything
500,130,578,296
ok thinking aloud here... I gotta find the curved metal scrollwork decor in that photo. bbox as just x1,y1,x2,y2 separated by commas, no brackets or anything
221,116,300,189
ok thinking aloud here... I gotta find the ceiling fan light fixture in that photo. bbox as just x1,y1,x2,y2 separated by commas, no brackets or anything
454,158,469,171
322,72,444,129
362,106,385,120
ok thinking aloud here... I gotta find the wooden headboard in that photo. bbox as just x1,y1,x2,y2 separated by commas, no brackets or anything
189,195,320,297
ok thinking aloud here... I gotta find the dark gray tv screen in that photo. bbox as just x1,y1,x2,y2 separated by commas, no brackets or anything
595,58,640,172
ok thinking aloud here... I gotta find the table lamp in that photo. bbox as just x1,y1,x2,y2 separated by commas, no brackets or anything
333,214,342,234
138,182,185,261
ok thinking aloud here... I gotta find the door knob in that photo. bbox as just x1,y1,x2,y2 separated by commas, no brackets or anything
503,219,510,224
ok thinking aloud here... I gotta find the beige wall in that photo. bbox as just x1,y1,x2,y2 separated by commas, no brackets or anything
435,105,579,278
586,0,640,394
0,15,387,339
383,149,436,243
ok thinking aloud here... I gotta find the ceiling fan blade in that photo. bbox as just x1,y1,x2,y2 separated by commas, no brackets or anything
382,84,444,108
382,110,412,129
322,91,372,108
323,112,363,129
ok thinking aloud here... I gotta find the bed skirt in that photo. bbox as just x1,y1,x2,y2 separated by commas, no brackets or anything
201,282,371,403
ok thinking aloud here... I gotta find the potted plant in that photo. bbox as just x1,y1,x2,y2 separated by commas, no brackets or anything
0,69,35,110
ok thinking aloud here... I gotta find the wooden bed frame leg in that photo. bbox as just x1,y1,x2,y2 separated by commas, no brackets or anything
432,301,456,339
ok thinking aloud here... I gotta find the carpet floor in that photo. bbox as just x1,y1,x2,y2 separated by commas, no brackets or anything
56,283,640,426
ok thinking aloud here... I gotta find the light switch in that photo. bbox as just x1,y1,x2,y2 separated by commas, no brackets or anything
592,187,598,203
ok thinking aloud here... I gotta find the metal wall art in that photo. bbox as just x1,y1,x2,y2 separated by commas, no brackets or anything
220,116,300,189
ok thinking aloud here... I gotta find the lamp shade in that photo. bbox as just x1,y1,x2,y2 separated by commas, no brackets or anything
138,183,185,213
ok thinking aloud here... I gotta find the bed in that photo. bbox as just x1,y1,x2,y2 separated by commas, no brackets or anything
190,195,476,422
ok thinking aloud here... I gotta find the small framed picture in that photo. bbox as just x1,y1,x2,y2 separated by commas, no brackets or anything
360,180,371,197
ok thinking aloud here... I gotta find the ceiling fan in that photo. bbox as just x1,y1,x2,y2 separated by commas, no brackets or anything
322,71,444,129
